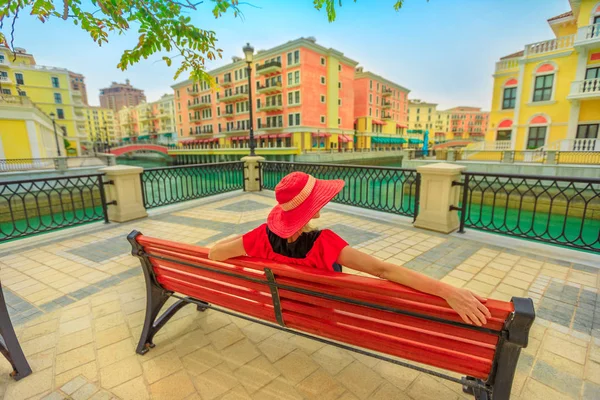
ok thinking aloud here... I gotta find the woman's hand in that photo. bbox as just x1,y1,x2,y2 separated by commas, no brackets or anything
443,287,491,326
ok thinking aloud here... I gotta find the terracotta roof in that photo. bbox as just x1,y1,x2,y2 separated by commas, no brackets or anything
500,50,524,60
547,11,573,22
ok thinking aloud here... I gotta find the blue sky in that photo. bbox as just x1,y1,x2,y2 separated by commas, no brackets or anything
12,0,568,109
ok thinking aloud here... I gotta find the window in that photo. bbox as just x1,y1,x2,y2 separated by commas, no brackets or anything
320,76,326,85
369,80,373,89
338,82,342,89
15,73,24,85
377,83,380,91
369,108,372,116
338,99,341,106
376,110,379,117
369,94,372,104
288,113,301,126
502,87,517,109
320,57,326,65
320,116,326,124
1,89,10,95
576,124,599,139
527,126,547,148
18,90,26,96
287,52,292,66
54,93,62,104
376,96,379,105
338,118,341,126
56,108,65,119
294,50,300,64
496,130,512,141
338,64,342,72
257,99,261,109
533,75,553,102
320,95,326,103
51,77,60,88
288,90,301,106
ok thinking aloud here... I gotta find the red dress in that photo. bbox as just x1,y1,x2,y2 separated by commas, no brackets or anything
242,224,349,272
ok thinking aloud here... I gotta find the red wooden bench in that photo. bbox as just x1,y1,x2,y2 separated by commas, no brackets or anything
128,230,534,400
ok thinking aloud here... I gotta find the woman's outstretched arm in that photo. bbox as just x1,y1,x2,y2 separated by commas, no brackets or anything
337,246,491,326
208,236,245,261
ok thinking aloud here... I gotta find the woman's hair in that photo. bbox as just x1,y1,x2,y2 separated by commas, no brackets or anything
301,223,316,233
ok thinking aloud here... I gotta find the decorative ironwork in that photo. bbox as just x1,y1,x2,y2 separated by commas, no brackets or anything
260,161,419,219
0,174,108,242
557,151,600,165
0,158,56,172
459,172,600,252
141,162,244,209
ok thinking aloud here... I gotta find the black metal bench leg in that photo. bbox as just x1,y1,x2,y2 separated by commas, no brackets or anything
462,377,490,400
0,284,32,381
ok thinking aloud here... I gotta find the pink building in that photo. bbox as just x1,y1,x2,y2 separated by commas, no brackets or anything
446,107,490,141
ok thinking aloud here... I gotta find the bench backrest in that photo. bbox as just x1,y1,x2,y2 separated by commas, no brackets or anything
135,234,515,380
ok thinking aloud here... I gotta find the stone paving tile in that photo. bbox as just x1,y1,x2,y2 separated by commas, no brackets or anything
2,192,600,400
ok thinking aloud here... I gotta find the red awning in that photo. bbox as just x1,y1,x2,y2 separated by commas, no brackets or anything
278,133,292,138
470,132,485,136
268,134,278,139
372,120,384,126
312,132,331,138
338,135,351,143
396,124,407,129
435,132,446,135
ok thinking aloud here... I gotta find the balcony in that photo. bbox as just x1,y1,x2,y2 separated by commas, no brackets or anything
0,75,12,84
259,101,283,112
189,116,202,123
257,82,282,95
261,123,284,131
525,34,574,57
221,91,249,103
382,88,392,97
223,110,235,118
187,87,199,96
256,61,282,76
495,58,519,74
188,100,212,110
0,58,10,67
381,113,393,121
574,23,600,49
567,78,600,100
382,101,392,109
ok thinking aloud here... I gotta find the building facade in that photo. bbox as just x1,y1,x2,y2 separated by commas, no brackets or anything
172,37,362,153
117,94,176,143
0,95,65,159
407,100,437,146
69,72,88,106
444,106,489,142
353,68,410,150
487,0,600,151
0,46,87,155
84,106,117,146
99,80,146,112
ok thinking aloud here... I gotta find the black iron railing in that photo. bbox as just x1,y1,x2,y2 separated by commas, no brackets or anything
0,174,108,242
260,161,420,219
141,162,244,209
458,172,600,252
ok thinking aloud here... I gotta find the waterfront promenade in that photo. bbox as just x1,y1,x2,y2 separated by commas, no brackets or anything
0,191,598,400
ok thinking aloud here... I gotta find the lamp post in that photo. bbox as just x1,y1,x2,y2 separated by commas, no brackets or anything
243,42,256,156
49,112,61,157
102,118,110,153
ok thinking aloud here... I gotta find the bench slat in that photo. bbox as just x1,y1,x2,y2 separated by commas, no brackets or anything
279,289,499,348
284,311,492,379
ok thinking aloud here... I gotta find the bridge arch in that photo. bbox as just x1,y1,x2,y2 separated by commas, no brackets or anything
110,144,170,157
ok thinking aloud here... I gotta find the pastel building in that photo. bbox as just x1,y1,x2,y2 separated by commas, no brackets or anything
117,94,176,143
84,107,117,145
444,106,489,142
407,100,437,146
0,46,88,155
353,67,410,150
172,37,366,157
486,0,600,151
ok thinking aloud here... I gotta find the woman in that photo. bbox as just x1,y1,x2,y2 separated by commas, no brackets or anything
209,172,490,326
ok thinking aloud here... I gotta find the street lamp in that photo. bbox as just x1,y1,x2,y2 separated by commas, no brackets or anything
102,118,110,152
49,112,61,157
243,42,256,156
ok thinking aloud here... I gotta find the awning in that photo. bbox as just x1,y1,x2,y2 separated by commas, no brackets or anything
470,132,485,136
278,133,292,138
338,135,351,143
161,133,173,138
268,134,278,139
396,124,407,129
435,132,446,135
372,120,385,126
312,132,331,138
409,138,423,144
371,137,406,145
138,135,150,140
122,137,130,142
407,130,423,134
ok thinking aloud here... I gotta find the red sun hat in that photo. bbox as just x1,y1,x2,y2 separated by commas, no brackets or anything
267,172,345,238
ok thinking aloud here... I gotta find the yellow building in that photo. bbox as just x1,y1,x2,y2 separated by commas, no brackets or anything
84,106,117,146
407,100,437,146
118,94,176,143
0,95,65,159
487,0,600,151
0,46,87,155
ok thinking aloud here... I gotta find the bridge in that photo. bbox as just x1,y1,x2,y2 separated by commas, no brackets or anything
109,144,169,157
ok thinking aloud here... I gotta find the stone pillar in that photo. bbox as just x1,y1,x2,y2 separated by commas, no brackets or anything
502,151,514,163
55,157,68,171
241,156,265,192
546,150,558,165
447,149,456,162
414,163,466,234
99,165,148,222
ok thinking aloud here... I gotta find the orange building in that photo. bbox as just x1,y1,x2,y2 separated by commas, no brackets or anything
443,106,490,141
172,37,361,153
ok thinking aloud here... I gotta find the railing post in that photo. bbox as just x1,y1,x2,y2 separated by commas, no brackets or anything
99,165,148,222
545,150,558,165
447,149,456,162
55,156,68,171
502,151,513,164
414,163,466,234
241,156,265,192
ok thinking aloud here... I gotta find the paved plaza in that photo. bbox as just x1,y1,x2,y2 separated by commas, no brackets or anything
0,192,599,400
